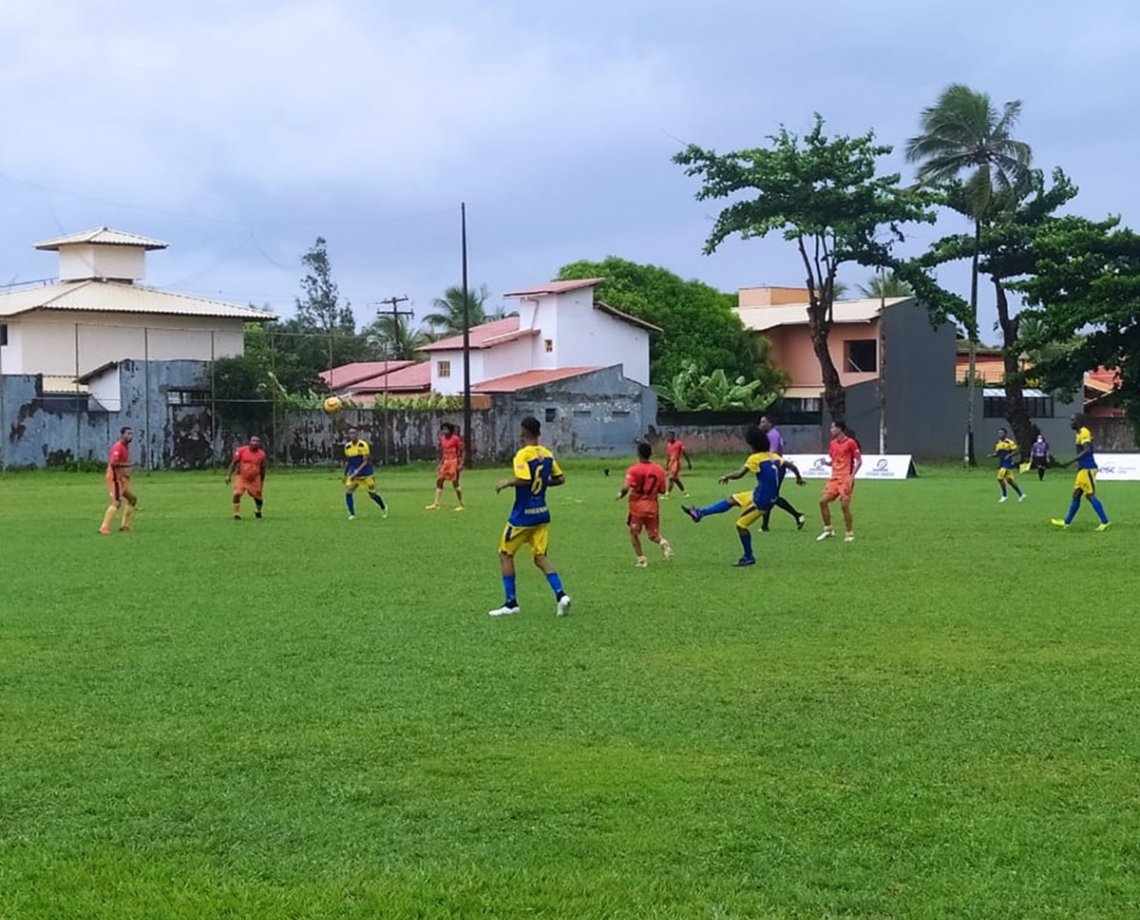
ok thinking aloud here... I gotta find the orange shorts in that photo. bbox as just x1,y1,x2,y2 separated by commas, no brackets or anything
234,477,263,499
821,478,854,502
627,510,661,540
437,459,461,483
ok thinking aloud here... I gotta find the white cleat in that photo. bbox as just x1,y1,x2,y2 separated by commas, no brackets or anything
488,604,520,617
556,595,572,617
1018,493,1027,502
347,514,356,520
844,533,855,543
999,496,1008,503
660,539,674,561
816,530,834,542
635,557,648,568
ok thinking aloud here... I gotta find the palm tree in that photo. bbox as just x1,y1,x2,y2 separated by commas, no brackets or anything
857,271,914,299
363,313,430,361
423,284,493,335
906,83,1032,466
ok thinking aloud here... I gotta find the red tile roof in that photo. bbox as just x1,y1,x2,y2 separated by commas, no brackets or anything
346,361,432,394
473,366,601,393
503,278,605,297
419,317,539,352
321,361,416,389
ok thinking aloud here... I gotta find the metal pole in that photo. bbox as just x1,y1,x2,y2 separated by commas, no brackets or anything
75,323,81,470
144,327,151,472
461,202,472,466
210,331,217,468
878,266,887,454
0,320,5,472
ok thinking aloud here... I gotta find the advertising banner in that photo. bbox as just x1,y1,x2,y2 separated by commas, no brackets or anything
783,454,916,480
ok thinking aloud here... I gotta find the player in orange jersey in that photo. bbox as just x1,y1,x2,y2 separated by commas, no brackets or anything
817,420,863,543
426,422,465,511
664,431,692,497
617,441,673,567
99,426,137,535
227,435,268,520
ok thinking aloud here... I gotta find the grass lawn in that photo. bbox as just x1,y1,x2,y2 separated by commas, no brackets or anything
2,458,1138,919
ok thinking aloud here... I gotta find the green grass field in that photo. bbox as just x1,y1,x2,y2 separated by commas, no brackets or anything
3,459,1138,919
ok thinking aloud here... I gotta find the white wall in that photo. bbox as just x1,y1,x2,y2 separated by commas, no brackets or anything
432,349,484,395
5,310,246,376
58,245,147,282
88,365,122,410
559,305,649,384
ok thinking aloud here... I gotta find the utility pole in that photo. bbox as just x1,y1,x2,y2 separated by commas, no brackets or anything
461,203,472,468
377,295,412,466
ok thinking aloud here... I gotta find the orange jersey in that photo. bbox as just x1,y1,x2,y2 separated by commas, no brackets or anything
106,440,130,483
828,436,861,481
625,460,667,515
439,433,464,464
233,445,266,481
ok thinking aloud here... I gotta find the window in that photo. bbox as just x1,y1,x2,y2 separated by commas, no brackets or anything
845,339,877,373
984,394,1055,419
573,409,591,418
437,360,451,379
545,407,557,422
544,338,554,353
0,324,7,347
166,388,210,406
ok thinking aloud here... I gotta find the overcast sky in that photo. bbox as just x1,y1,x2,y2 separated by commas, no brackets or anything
1,1,1133,343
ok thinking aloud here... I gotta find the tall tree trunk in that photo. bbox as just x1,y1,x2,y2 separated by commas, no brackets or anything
965,221,981,467
808,305,846,426
994,278,1038,454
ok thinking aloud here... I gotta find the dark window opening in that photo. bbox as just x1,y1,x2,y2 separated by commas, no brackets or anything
845,339,878,373
544,407,557,422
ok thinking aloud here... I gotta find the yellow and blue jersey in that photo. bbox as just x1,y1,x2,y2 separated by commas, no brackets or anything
508,445,562,527
994,438,1018,470
345,439,374,477
744,451,785,508
1075,427,1097,470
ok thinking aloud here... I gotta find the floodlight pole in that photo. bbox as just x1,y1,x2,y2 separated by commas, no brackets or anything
461,202,472,467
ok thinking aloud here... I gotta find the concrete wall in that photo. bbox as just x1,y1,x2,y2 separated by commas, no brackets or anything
59,245,146,282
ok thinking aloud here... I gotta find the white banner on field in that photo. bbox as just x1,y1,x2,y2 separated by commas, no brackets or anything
1093,453,1140,481
784,453,916,480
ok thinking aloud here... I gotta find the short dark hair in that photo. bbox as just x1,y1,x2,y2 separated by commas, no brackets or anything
521,416,541,437
745,426,766,452
120,426,132,436
637,441,651,460
832,419,848,434
441,422,455,434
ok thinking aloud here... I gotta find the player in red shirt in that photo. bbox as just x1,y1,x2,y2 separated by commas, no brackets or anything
99,426,137,535
617,442,673,567
426,422,465,511
664,431,692,497
226,435,268,520
817,420,863,543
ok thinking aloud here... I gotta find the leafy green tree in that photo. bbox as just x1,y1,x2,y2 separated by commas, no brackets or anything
675,115,935,421
1013,215,1140,443
660,361,782,411
423,284,501,335
556,256,774,386
906,84,1032,464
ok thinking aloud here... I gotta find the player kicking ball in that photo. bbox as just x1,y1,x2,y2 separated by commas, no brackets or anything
682,427,804,566
617,442,673,567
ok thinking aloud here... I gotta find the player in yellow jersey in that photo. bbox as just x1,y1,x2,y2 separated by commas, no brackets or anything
343,427,388,520
1051,415,1110,530
990,428,1025,503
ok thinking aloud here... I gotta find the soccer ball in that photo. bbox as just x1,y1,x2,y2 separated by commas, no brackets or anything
323,396,344,414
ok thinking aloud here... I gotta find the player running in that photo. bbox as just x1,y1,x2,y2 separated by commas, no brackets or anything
681,426,805,567
489,416,572,617
227,435,268,519
664,431,692,497
426,422,465,511
1051,415,1110,531
817,420,862,543
617,441,673,567
343,426,388,520
991,427,1025,503
99,426,137,535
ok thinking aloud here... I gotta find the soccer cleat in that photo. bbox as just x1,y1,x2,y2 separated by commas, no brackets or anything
348,514,356,521
488,604,520,617
733,556,756,567
796,515,806,530
998,495,1008,503
1095,522,1110,532
425,503,440,511
119,524,133,532
98,526,111,535
1018,493,1027,502
661,539,674,561
454,505,464,512
234,514,242,521
682,505,702,523
683,492,691,498
381,507,389,519
1050,518,1068,528
844,533,855,543
635,556,648,568
816,530,834,542
556,595,572,617
255,512,263,519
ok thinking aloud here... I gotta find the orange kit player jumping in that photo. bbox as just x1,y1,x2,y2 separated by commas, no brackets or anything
426,422,465,511
227,435,268,520
617,441,674,567
817,420,863,543
100,426,137,535
664,431,692,497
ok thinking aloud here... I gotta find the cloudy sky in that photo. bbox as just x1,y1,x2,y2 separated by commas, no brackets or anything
1,1,1133,341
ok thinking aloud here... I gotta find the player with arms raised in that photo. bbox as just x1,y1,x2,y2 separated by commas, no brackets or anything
817,420,862,543
489,416,572,617
426,422,465,511
617,441,673,567
227,435,268,519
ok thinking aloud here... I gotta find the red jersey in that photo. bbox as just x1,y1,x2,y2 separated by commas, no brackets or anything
233,445,266,481
625,460,667,515
828,436,861,480
665,440,685,468
107,440,130,481
439,433,464,463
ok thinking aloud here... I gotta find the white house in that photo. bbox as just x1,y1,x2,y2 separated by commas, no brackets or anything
419,278,659,395
0,228,274,387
